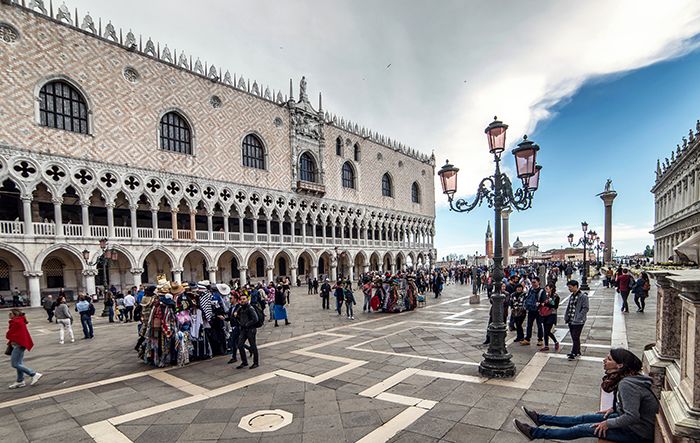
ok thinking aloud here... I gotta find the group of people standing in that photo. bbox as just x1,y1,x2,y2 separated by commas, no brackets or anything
605,267,650,313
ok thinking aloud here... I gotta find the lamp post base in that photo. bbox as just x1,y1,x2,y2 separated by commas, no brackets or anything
479,356,516,378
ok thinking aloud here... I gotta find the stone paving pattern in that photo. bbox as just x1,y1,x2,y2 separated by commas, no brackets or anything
0,277,656,442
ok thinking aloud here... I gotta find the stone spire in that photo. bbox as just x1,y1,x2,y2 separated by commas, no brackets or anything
485,220,492,239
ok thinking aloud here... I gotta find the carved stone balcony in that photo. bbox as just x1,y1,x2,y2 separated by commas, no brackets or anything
296,180,325,196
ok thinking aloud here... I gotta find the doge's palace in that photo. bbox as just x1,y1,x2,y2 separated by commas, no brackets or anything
0,0,436,306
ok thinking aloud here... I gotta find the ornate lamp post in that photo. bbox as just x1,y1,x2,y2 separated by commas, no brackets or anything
82,238,118,312
438,117,542,378
567,223,596,290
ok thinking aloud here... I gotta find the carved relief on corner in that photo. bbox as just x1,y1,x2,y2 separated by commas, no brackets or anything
0,23,19,44
291,113,321,141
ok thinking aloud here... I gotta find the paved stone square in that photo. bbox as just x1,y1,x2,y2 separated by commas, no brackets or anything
0,278,655,442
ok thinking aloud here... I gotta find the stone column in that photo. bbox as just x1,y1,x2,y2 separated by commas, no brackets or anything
330,262,337,282
290,266,297,286
106,203,115,239
53,197,64,238
238,217,243,236
208,267,217,284
130,268,143,288
501,207,512,266
311,265,318,280
207,212,213,241
24,271,42,307
348,266,354,284
81,200,90,238
239,266,248,286
253,217,258,236
171,209,179,240
599,190,618,263
266,265,274,284
151,209,159,239
223,211,230,241
130,204,138,240
189,211,196,241
21,195,33,237
172,267,183,283
83,268,98,297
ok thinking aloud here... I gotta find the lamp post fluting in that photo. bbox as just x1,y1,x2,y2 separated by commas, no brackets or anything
438,117,543,378
567,223,596,290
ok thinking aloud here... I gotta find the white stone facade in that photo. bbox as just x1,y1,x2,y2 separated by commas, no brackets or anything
651,121,700,262
0,2,436,306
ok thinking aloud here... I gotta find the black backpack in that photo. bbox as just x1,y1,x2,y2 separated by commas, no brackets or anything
252,304,265,328
88,302,96,316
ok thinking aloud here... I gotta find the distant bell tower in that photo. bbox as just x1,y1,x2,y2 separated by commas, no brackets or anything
485,221,494,259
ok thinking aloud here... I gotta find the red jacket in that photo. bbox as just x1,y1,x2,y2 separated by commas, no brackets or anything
6,316,33,351
617,274,634,292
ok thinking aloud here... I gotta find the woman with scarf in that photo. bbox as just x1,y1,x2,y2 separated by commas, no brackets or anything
514,348,658,442
5,309,41,388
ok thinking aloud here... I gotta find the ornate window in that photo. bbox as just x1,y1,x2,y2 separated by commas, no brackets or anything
412,182,421,203
299,152,317,182
242,134,265,169
159,111,192,154
42,258,64,288
342,162,356,189
336,137,342,156
39,80,89,134
382,173,393,197
0,260,9,291
354,143,361,161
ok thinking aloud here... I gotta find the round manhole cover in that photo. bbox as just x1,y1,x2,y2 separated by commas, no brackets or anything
239,409,293,433
249,412,285,430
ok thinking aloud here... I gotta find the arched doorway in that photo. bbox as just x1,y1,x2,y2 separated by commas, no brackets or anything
318,251,331,279
247,250,267,280
39,248,84,300
216,250,241,284
370,252,380,272
141,249,174,284
273,251,292,280
182,249,208,282
354,252,367,279
383,253,393,273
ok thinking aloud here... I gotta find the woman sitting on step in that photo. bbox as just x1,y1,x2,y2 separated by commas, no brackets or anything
513,348,658,442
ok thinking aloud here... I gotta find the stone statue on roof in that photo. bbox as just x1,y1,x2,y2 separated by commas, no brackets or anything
299,76,308,102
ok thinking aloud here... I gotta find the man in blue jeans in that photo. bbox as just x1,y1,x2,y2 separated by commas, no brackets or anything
521,277,545,346
75,295,94,339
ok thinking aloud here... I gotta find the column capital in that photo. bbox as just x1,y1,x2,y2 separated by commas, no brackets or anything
171,208,179,214
82,269,99,277
266,265,275,271
21,194,33,202
172,267,184,273
129,204,139,211
52,197,64,205
130,268,144,275
23,271,43,278
80,199,91,208
238,266,249,271
105,202,115,209
151,208,159,214
207,266,218,272
289,265,298,270
207,211,215,217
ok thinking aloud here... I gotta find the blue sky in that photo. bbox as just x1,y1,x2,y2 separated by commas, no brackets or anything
435,47,700,258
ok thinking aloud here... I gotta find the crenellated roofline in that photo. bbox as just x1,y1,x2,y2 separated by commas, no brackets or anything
3,0,435,166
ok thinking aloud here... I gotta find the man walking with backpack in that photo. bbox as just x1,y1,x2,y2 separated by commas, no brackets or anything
521,276,545,346
235,293,260,369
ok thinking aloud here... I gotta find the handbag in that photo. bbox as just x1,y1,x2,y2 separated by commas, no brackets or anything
538,298,554,317
5,344,13,356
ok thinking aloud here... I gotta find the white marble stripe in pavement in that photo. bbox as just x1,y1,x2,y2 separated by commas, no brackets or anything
355,406,429,443
83,420,132,443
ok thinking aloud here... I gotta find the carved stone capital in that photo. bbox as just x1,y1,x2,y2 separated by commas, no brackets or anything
207,266,218,273
82,269,99,277
171,267,184,273
23,271,43,278
51,197,63,205
130,268,144,275
238,266,249,271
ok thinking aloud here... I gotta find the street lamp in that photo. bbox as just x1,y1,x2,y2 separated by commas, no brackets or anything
438,116,542,378
567,222,596,290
